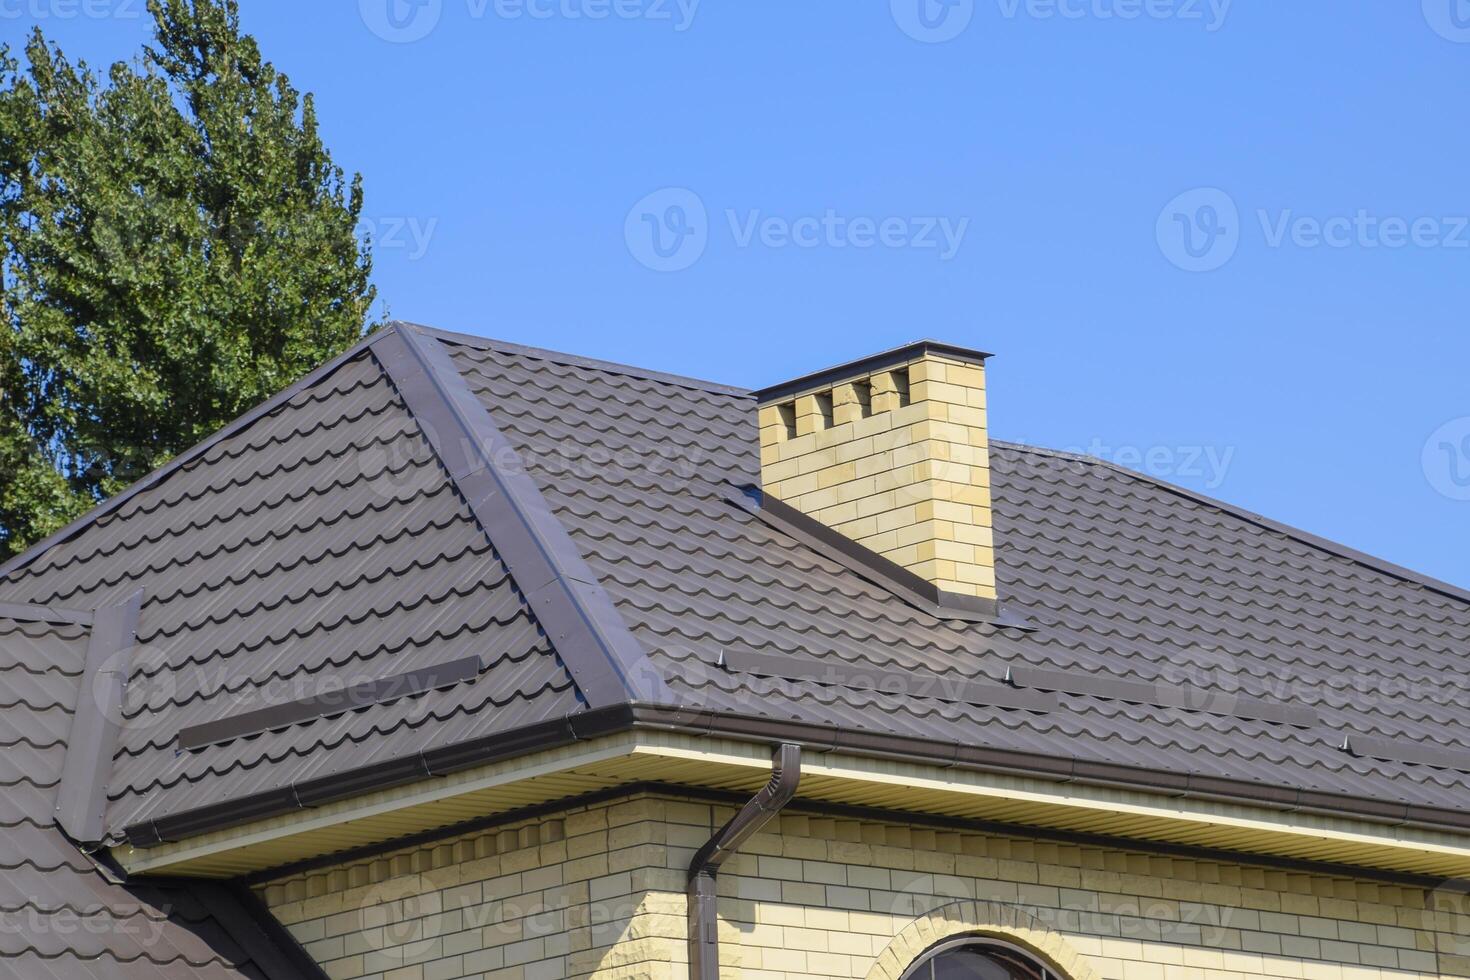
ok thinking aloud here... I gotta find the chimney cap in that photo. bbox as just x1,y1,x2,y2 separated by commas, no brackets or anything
753,339,993,404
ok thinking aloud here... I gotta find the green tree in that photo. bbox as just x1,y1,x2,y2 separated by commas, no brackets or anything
0,0,377,558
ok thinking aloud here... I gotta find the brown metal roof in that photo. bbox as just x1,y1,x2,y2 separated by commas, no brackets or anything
449,332,1470,817
0,607,322,979
1,322,1467,856
0,339,582,842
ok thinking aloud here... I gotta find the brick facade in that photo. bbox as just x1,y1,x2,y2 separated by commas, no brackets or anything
259,793,1468,980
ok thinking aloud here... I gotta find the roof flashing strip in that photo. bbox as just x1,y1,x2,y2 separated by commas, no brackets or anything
722,649,1057,713
176,656,485,752
0,601,94,627
731,486,1034,630
55,590,144,844
1342,734,1470,772
369,325,669,709
1007,665,1319,728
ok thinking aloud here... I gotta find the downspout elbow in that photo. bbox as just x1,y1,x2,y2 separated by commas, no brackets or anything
687,743,802,980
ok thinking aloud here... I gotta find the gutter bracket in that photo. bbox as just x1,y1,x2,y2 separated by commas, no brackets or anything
686,742,802,980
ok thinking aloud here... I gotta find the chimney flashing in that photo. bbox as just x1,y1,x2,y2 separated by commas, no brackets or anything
729,485,1032,630
753,340,992,405
756,338,1000,601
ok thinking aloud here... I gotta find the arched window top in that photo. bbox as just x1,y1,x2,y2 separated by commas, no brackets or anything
900,938,1058,980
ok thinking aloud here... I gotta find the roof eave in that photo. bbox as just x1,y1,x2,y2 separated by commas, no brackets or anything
119,703,1470,855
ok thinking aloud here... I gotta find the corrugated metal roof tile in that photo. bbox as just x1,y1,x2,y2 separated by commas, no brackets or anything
2,325,1468,862
447,334,1470,814
0,612,308,978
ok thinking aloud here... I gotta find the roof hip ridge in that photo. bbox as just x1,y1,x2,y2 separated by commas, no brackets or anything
398,321,753,398
369,324,669,709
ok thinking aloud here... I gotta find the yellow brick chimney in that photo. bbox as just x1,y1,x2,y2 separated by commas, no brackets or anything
755,341,997,601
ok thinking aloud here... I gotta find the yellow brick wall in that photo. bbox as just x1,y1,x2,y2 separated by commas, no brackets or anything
259,793,1469,980
757,352,996,599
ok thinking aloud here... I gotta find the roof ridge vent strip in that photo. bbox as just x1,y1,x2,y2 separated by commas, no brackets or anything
368,324,671,708
721,647,1057,713
175,655,486,752
1006,664,1319,728
728,485,1035,631
54,590,144,845
1341,733,1470,772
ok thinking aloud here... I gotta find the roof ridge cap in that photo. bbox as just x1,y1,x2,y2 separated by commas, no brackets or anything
396,321,753,398
373,324,670,709
993,439,1470,609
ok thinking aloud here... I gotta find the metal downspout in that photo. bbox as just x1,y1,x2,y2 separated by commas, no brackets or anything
687,743,802,980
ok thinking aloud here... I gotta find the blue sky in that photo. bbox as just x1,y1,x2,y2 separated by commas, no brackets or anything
8,1,1470,589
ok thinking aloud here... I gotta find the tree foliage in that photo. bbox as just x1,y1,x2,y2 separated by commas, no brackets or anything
0,0,377,558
